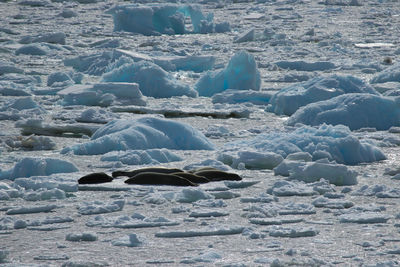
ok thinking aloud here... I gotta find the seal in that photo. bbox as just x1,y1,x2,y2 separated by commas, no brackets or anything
112,167,183,178
78,172,113,184
124,172,198,186
171,172,210,184
191,170,242,182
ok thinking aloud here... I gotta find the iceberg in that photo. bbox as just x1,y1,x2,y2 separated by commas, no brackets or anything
267,75,378,116
287,93,400,130
195,51,261,97
61,117,215,155
102,59,197,98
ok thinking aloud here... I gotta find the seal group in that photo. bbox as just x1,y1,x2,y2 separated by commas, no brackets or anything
78,167,242,186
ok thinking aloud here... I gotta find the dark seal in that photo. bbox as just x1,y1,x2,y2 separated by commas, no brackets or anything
124,172,198,186
112,167,183,178
78,172,113,184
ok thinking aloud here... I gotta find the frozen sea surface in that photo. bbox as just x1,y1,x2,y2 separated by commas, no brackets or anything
1,0,400,266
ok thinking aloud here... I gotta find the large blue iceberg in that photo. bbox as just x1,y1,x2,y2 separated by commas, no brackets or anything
195,51,261,97
61,117,215,155
287,93,400,131
102,58,197,98
106,4,228,36
219,124,385,166
267,75,378,116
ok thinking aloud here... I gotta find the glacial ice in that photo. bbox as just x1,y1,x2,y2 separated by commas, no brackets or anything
267,75,378,115
195,51,261,97
220,124,385,166
287,93,400,130
58,82,146,107
61,117,214,155
0,157,78,180
112,234,143,247
102,59,197,98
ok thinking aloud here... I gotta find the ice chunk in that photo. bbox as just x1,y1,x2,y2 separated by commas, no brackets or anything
218,150,283,170
0,61,23,75
274,159,358,185
66,232,97,242
274,60,336,71
107,5,183,36
287,93,400,130
112,234,143,247
0,96,46,120
339,212,390,223
102,59,197,98
6,204,58,215
371,63,400,84
19,32,66,45
220,124,385,165
155,225,244,238
0,81,32,96
267,75,378,116
0,157,78,180
78,200,125,215
61,117,214,155
58,82,146,107
234,28,255,43
101,149,182,165
15,43,50,56
195,51,261,97
175,188,214,203
212,89,272,105
268,226,319,238
47,72,75,87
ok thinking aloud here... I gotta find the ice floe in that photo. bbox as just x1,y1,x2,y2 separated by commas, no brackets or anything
58,82,146,107
86,213,179,228
274,159,358,185
267,75,378,116
78,200,125,215
61,117,214,155
0,157,78,180
287,93,400,130
219,124,385,166
155,225,245,238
